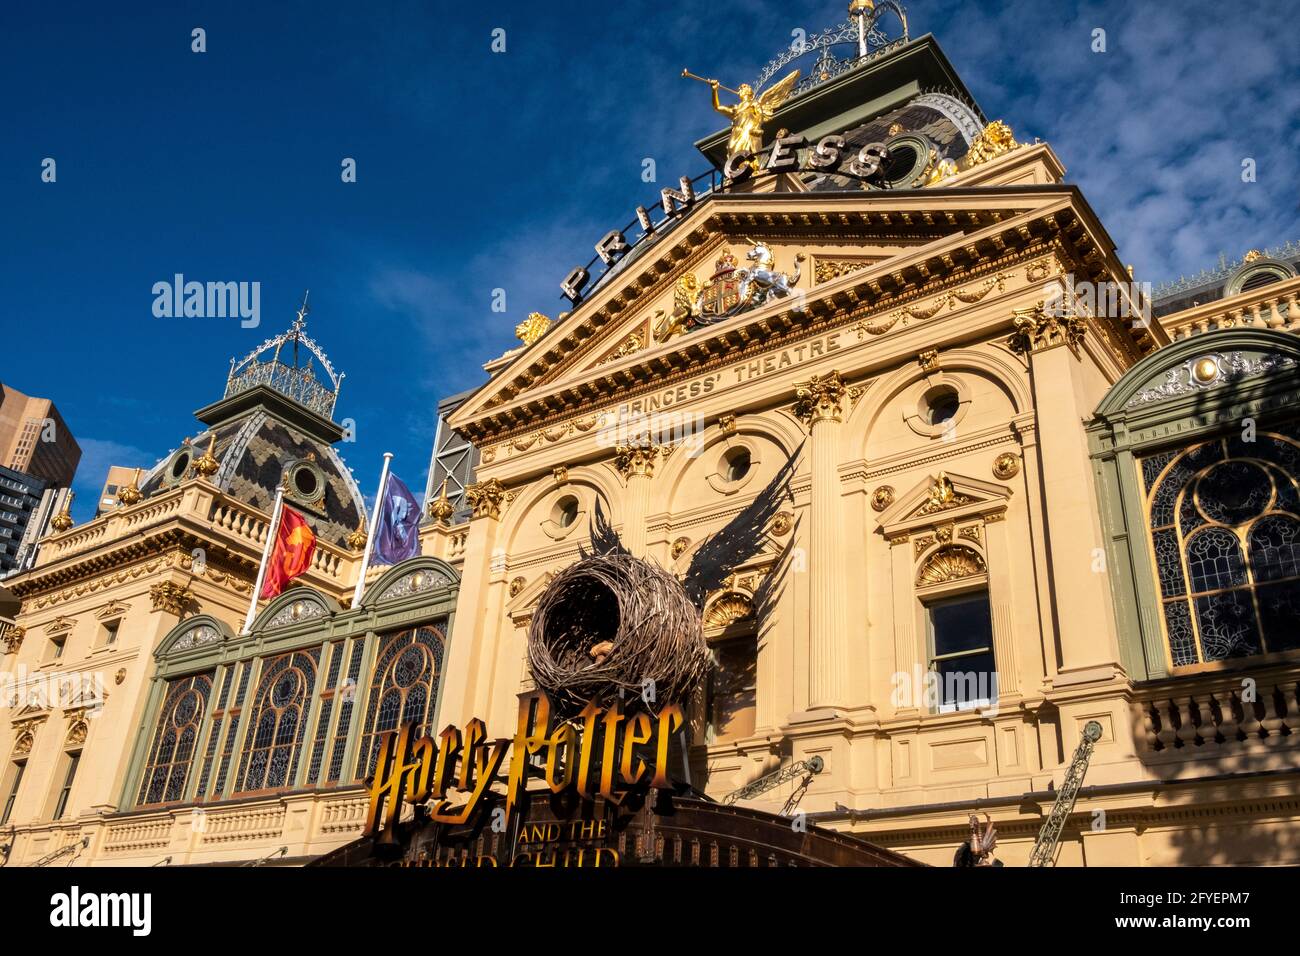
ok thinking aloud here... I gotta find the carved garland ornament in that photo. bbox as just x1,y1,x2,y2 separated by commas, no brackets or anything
855,273,1009,339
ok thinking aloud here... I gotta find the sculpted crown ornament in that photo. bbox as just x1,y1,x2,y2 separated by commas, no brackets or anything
792,370,847,425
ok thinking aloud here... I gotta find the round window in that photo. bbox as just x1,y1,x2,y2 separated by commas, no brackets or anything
722,447,752,482
924,387,960,426
169,452,191,481
554,495,579,528
287,462,323,502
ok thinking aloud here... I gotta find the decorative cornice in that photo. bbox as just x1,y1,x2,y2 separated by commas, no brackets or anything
453,203,1099,445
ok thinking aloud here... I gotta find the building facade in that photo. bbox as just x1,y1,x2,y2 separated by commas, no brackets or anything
0,382,81,489
2,3,1298,868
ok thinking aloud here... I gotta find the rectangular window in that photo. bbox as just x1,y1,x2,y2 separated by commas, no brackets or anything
927,592,997,712
100,619,119,647
46,636,66,662
52,751,81,819
1,760,26,825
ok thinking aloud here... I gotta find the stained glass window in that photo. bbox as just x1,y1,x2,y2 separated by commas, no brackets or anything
137,673,213,806
1142,431,1300,666
234,650,319,794
354,624,446,782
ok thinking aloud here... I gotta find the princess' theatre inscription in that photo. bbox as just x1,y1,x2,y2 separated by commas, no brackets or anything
615,329,844,418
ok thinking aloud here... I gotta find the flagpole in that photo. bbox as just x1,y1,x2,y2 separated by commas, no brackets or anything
353,452,393,608
244,486,285,634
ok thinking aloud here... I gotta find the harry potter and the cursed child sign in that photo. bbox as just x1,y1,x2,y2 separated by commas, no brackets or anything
363,690,684,847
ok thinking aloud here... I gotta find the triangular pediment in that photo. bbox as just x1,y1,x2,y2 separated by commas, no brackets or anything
877,471,1013,536
450,177,1137,445
94,601,130,620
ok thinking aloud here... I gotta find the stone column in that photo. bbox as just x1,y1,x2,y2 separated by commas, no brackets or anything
1010,306,1123,682
614,443,659,557
793,372,850,710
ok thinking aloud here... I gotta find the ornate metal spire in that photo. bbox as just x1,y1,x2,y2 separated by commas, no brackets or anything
223,291,345,419
753,1,908,97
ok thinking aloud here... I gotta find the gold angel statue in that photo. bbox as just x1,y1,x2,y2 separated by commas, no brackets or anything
684,68,801,156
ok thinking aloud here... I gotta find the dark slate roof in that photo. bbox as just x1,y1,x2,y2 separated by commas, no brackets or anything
807,98,974,192
139,410,365,549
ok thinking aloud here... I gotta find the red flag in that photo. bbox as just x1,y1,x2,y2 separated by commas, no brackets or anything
260,506,316,599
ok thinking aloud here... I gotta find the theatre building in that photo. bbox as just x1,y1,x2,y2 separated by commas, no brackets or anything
1,3,1298,867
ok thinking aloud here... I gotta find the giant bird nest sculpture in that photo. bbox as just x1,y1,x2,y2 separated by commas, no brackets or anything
527,552,708,716
526,444,801,719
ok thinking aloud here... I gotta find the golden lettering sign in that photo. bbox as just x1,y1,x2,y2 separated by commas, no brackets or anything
364,690,684,844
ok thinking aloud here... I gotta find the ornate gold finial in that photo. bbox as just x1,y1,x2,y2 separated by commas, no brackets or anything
50,492,75,532
849,0,876,12
193,434,220,478
116,469,143,506
427,478,455,525
515,312,552,346
1242,249,1264,263
346,516,368,552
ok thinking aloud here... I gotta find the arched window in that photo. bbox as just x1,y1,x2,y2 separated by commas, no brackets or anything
354,625,446,781
1144,432,1300,667
137,673,213,805
234,649,319,794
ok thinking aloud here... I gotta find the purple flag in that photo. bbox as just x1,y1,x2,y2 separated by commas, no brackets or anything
372,474,421,565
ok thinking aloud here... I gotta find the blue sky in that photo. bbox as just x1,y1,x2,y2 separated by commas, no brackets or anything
2,0,1296,521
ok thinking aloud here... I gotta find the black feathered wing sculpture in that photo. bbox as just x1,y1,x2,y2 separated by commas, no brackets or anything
580,496,630,559
680,442,803,607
